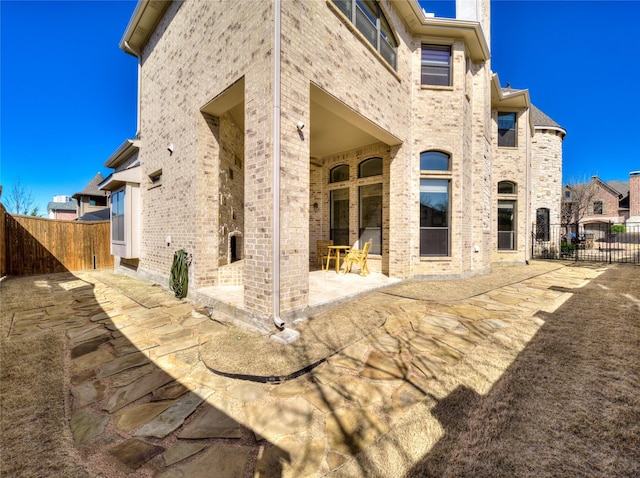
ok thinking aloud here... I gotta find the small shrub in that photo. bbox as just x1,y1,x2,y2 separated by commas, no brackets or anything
611,224,626,235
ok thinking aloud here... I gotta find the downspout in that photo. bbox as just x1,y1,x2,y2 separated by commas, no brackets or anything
272,0,285,329
123,41,142,137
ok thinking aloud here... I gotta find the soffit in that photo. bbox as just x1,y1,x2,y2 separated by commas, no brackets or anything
104,139,140,169
393,1,489,61
99,165,142,192
201,78,245,130
120,0,171,55
310,84,402,158
491,75,530,109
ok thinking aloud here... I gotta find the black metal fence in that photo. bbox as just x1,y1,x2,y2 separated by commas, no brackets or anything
532,222,640,264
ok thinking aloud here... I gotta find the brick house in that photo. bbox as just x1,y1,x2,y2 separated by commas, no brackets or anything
47,197,78,220
563,171,640,230
101,0,564,330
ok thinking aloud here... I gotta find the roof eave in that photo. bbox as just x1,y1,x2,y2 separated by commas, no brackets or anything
491,74,530,109
534,125,567,139
490,74,534,133
104,139,140,169
119,0,171,57
394,0,490,61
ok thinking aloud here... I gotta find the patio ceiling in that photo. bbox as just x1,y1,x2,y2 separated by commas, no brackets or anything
310,84,402,158
201,80,401,158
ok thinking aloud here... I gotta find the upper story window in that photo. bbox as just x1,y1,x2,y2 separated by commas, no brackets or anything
330,164,350,183
421,44,451,86
420,151,450,171
497,181,516,195
593,201,603,214
359,157,383,178
332,0,398,69
498,112,517,147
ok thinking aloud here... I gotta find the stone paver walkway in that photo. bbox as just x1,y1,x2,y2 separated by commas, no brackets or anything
3,263,607,477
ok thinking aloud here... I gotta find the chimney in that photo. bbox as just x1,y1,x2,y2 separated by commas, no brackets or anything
456,0,490,46
630,171,640,219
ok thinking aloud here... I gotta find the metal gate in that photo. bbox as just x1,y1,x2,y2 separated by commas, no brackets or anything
532,222,640,264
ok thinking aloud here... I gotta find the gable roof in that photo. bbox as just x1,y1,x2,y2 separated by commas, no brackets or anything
607,180,630,197
564,176,622,199
73,173,107,199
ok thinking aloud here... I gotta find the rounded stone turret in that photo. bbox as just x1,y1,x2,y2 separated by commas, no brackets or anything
530,104,566,225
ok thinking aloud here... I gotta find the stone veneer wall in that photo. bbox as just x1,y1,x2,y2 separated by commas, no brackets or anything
531,128,564,226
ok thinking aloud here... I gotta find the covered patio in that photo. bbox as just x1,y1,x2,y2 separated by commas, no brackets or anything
197,267,401,328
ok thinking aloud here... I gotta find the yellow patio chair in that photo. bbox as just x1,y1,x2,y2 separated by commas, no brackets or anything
316,239,333,268
343,240,371,276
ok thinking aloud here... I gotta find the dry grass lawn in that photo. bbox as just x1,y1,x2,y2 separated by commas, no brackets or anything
0,331,90,477
403,264,640,477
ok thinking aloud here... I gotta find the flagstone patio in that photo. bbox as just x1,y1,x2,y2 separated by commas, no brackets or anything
1,261,607,477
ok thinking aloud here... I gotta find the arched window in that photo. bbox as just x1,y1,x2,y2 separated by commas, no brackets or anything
420,151,450,171
420,151,452,257
497,181,516,195
330,164,349,183
331,0,398,68
358,157,382,178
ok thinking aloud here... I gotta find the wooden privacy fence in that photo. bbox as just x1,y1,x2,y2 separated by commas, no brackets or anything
2,205,113,276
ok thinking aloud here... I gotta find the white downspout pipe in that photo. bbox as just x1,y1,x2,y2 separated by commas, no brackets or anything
272,0,285,329
123,41,142,137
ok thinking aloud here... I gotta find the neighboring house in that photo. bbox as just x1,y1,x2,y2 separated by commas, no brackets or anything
47,198,78,220
627,171,640,224
100,0,565,329
73,173,109,221
563,171,640,229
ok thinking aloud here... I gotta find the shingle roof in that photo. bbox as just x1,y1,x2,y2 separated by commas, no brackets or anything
73,173,107,198
47,201,76,212
530,104,564,130
77,208,110,221
607,180,630,197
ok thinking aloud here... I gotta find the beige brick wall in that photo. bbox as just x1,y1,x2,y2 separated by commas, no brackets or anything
629,173,640,218
491,108,531,264
313,143,391,275
277,0,413,312
118,0,558,326
130,0,275,318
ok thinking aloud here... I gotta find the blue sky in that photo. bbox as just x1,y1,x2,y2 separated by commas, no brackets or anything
1,0,639,215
